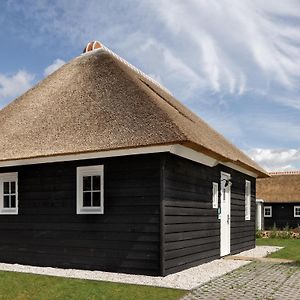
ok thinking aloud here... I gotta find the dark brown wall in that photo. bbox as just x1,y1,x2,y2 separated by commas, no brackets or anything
264,203,300,229
0,154,161,275
161,154,256,276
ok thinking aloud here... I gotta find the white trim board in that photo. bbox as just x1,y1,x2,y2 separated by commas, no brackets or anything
0,144,258,177
221,162,257,178
0,145,172,167
256,199,264,203
170,145,217,167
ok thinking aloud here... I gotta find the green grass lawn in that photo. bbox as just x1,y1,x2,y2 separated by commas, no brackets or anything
0,271,186,300
256,238,300,262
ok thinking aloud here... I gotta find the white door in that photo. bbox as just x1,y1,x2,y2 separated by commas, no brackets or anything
220,172,231,256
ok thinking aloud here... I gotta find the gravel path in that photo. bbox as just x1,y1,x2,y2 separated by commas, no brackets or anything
0,246,280,290
233,245,282,258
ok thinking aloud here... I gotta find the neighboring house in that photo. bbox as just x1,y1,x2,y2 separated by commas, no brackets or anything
257,171,300,230
0,41,267,276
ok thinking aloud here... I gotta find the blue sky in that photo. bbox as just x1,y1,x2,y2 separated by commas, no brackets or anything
0,0,300,171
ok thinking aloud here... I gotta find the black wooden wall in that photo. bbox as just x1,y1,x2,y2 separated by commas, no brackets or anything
0,152,256,276
0,154,161,275
264,203,300,229
228,166,256,255
161,154,256,276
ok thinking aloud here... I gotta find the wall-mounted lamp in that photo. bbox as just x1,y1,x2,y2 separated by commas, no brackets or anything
221,178,232,187
220,178,232,202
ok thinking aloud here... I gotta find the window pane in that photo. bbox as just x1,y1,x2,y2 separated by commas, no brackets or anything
11,182,16,194
3,182,9,194
10,195,16,208
3,195,10,208
83,176,91,191
83,192,92,207
93,192,100,206
93,176,100,190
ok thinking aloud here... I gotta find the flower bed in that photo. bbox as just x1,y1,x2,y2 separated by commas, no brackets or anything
257,229,300,239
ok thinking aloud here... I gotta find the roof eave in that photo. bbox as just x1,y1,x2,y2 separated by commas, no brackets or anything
182,141,269,178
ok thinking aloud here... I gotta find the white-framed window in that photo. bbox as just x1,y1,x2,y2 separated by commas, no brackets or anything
77,165,104,214
245,180,251,220
212,182,218,208
0,172,18,215
264,206,272,217
294,206,300,218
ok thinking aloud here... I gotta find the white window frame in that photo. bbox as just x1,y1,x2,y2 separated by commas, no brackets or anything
212,182,218,208
264,206,272,217
294,206,300,218
77,165,104,214
0,172,18,215
245,180,251,220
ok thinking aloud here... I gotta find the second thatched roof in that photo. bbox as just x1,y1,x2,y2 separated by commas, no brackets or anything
257,172,300,203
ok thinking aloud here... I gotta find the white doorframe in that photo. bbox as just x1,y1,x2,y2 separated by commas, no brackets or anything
220,171,231,256
256,199,264,230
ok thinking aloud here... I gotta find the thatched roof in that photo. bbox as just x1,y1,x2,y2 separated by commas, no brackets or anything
0,46,267,177
257,172,300,203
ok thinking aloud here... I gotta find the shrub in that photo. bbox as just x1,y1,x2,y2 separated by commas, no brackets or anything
277,231,292,239
269,224,278,238
256,230,263,238
278,224,292,239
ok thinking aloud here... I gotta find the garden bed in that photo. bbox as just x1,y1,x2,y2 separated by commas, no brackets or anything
257,229,300,239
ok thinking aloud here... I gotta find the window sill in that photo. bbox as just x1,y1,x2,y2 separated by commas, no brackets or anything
77,207,104,215
0,208,18,215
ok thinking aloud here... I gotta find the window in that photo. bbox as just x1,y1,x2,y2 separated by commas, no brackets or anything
245,180,251,220
264,206,272,217
77,165,104,214
294,206,300,218
0,172,18,215
212,182,218,208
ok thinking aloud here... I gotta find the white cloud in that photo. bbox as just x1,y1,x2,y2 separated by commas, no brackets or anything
272,95,300,111
7,0,300,104
247,148,300,171
145,0,300,94
255,118,300,144
0,58,66,107
0,70,35,107
44,59,65,76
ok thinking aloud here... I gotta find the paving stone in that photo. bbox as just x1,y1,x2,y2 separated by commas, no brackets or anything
182,262,300,300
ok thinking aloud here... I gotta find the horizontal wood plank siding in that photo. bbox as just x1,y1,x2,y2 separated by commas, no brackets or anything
162,154,256,275
0,154,161,275
264,203,300,229
162,154,220,275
